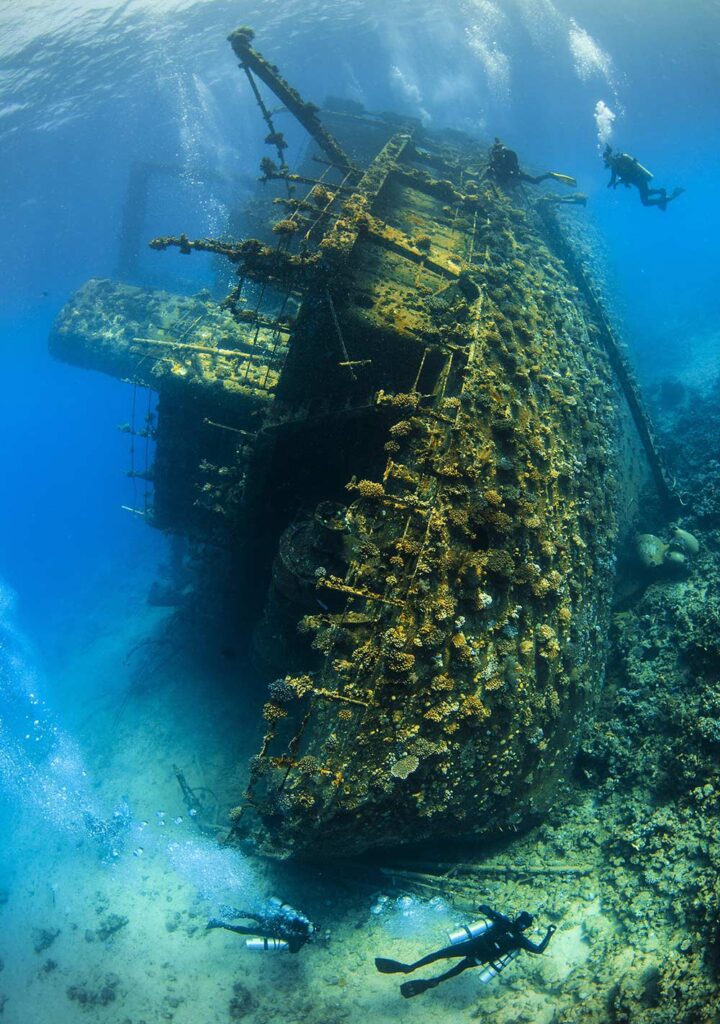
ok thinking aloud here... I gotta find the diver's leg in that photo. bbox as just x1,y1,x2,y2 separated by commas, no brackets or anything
375,958,413,974
649,187,669,205
400,957,475,998
206,920,256,935
222,909,260,922
376,942,463,975
637,181,656,205
640,185,667,207
409,942,470,969
519,172,547,185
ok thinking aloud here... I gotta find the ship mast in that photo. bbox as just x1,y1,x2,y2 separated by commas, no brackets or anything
227,26,357,179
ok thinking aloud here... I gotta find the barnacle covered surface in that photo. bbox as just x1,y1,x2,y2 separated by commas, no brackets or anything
51,99,650,859
246,157,630,857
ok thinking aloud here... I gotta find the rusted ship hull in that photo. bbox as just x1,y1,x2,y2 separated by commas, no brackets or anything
50,28,664,858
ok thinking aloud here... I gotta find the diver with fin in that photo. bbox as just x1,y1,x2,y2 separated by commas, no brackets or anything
207,897,317,953
486,138,578,190
603,145,684,210
375,904,555,998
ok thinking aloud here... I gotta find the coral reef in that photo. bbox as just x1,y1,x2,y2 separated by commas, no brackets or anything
550,387,720,1021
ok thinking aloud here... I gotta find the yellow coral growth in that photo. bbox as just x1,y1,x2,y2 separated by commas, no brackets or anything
461,695,491,721
262,702,288,723
484,676,504,691
558,605,572,626
294,791,316,809
391,754,420,779
272,219,298,234
356,479,385,499
536,624,556,641
286,675,314,697
386,651,416,674
431,674,455,692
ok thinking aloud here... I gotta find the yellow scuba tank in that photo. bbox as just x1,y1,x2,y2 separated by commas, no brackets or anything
547,172,577,187
632,159,653,181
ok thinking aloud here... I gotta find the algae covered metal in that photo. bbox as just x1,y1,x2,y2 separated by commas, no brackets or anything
50,27,666,858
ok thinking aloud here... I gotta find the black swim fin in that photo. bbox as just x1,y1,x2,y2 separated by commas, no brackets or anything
401,979,434,998
375,957,410,974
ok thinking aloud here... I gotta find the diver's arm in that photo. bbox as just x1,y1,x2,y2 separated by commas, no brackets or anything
607,169,617,188
521,924,556,954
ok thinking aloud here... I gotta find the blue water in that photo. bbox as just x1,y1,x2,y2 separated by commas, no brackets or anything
1,2,719,1021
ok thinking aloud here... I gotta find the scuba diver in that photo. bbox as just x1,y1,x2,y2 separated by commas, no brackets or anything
375,904,556,999
603,145,684,210
486,138,578,190
207,897,316,953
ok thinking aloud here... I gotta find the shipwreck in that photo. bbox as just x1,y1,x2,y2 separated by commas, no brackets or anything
50,27,674,858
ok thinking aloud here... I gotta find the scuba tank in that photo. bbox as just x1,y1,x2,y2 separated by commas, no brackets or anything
477,949,520,983
247,897,315,953
447,918,491,945
618,153,654,180
632,159,654,181
245,937,290,952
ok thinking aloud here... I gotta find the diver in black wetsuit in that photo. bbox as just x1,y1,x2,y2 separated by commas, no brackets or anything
207,898,316,953
603,145,684,210
487,138,578,190
375,904,556,998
